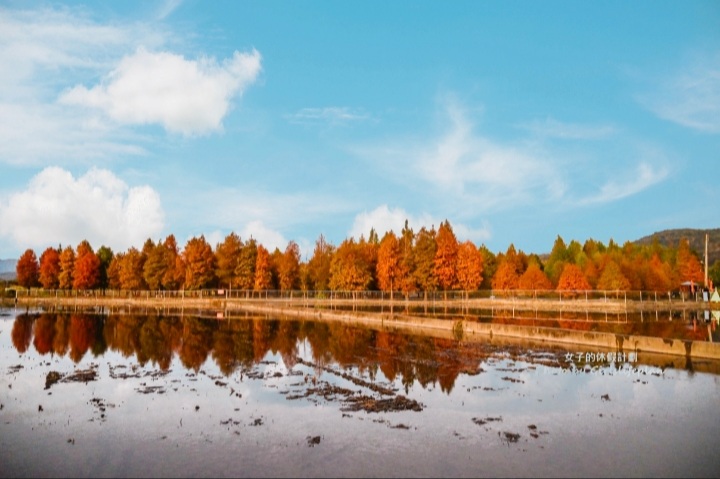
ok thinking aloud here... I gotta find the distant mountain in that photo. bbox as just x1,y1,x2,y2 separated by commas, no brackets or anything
0,272,16,281
633,228,720,266
0,258,16,274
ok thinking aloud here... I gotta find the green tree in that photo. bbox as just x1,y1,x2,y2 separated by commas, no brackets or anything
478,245,497,289
413,226,437,298
597,260,631,291
235,238,258,292
545,235,570,286
215,232,243,290
96,245,114,289
279,241,301,291
144,242,170,290
308,234,334,292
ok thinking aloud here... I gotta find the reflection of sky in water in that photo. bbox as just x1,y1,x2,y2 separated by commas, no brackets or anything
1,309,719,477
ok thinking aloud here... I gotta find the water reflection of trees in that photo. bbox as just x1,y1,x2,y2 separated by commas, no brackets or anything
12,312,486,392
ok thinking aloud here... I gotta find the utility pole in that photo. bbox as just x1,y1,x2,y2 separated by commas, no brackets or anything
705,233,709,288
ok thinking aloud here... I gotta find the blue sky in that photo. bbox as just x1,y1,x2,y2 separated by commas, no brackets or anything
1,0,718,261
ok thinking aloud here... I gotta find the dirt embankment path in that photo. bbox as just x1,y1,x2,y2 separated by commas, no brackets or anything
8,292,717,314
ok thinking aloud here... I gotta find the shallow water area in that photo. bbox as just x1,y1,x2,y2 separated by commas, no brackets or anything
1,306,718,478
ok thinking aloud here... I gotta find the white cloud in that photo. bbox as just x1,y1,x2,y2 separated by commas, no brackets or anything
349,205,491,245
285,107,371,125
60,47,262,136
519,118,617,140
156,0,183,20
0,166,164,254
241,221,288,254
0,102,147,167
354,98,673,216
577,161,669,205
0,6,161,92
639,53,720,133
0,6,165,166
356,100,565,211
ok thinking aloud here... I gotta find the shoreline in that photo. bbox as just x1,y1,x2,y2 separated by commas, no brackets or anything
5,295,720,361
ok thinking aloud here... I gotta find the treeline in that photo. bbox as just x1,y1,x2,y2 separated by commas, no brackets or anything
12,219,717,294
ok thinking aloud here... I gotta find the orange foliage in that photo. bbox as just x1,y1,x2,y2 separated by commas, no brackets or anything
73,240,100,290
456,241,483,292
329,238,373,291
254,244,273,291
182,236,216,290
643,253,672,291
377,232,402,292
39,247,61,289
518,263,552,290
16,248,39,288
492,261,520,290
58,246,75,290
119,248,147,290
434,220,458,291
556,263,591,291
676,238,704,285
279,241,301,291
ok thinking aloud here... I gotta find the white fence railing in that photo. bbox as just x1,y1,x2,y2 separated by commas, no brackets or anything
6,287,711,304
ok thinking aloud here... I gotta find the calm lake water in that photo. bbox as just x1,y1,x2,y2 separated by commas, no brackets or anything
1,305,719,478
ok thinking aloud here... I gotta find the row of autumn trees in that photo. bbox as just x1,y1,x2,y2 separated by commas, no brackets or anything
13,219,713,295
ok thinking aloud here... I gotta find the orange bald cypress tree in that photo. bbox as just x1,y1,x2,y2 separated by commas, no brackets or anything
254,244,273,291
182,235,216,290
675,238,704,286
58,246,75,290
377,231,402,296
16,249,40,288
556,263,591,291
279,241,301,291
518,262,552,290
39,246,61,289
434,220,458,298
456,240,483,298
73,240,100,290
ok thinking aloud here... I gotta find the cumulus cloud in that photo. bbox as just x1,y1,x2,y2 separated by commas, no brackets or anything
0,167,164,253
241,220,288,254
59,47,262,135
349,205,491,245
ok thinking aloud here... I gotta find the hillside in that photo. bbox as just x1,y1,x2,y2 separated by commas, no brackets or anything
0,258,16,273
633,228,720,266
